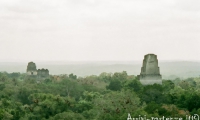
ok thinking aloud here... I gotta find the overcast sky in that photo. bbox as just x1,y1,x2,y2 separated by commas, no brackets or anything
0,0,200,62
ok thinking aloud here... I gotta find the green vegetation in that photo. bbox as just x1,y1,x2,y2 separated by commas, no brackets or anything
0,71,200,119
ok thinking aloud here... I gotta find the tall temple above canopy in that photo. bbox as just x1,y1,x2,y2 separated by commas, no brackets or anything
139,54,162,85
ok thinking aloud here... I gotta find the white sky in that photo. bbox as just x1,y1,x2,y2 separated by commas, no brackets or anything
0,0,200,61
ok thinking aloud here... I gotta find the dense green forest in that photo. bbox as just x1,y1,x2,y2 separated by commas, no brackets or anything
0,71,200,120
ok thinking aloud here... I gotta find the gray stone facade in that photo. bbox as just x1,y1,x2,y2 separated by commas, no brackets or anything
37,68,49,79
139,54,162,85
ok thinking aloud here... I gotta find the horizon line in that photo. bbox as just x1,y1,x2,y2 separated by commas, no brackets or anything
0,60,200,63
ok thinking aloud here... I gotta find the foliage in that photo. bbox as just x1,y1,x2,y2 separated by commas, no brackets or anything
106,79,122,91
0,71,199,119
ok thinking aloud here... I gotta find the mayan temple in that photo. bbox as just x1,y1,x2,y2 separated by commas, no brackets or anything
37,68,50,79
26,62,49,80
139,54,162,85
26,62,37,75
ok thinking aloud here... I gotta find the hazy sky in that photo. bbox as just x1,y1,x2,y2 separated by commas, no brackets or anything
0,0,200,61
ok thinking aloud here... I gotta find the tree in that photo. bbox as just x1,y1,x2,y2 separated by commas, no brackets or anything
162,80,175,92
124,78,143,92
25,93,76,119
179,81,189,89
185,93,200,112
69,73,77,80
98,72,112,83
140,84,165,104
93,90,141,120
112,71,128,81
106,80,122,91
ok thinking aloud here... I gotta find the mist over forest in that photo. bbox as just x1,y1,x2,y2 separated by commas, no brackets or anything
0,61,200,79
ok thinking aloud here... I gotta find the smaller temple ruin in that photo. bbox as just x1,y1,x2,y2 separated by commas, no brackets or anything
26,62,49,80
37,68,49,79
138,54,162,85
